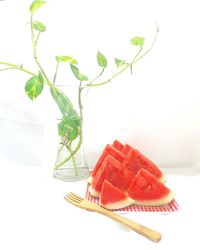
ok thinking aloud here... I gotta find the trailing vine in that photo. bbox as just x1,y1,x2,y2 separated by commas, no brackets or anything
0,0,158,175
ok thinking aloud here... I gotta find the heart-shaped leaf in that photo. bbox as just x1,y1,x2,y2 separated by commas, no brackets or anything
32,21,46,32
55,56,78,65
58,114,80,141
30,0,47,14
25,72,44,100
130,36,145,47
97,51,107,68
114,58,126,68
70,64,88,81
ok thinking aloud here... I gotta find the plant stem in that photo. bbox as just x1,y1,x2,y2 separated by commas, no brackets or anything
53,62,59,84
84,47,142,88
0,62,35,76
134,24,159,64
54,135,82,170
84,25,159,88
68,143,78,176
82,67,105,89
78,82,83,126
30,14,88,173
54,26,159,170
54,82,83,170
112,46,143,78
30,14,53,87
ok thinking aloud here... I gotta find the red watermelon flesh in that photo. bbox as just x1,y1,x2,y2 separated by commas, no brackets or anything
88,144,126,183
125,146,166,183
112,140,124,151
100,180,134,210
89,155,133,197
122,144,132,154
127,169,173,206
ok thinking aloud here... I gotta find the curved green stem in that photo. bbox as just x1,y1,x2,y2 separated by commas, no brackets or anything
30,14,53,87
84,25,159,88
68,143,78,176
53,62,59,84
35,32,41,47
134,24,159,64
0,62,35,76
84,47,142,88
54,135,82,170
112,46,143,78
82,68,105,89
30,14,83,172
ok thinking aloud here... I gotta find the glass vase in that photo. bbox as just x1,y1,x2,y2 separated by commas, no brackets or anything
53,141,89,182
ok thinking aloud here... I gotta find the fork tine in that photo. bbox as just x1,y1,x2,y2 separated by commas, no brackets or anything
64,194,82,208
70,192,84,202
64,194,77,204
66,193,81,203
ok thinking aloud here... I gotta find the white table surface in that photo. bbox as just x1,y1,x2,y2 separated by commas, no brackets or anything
0,165,200,250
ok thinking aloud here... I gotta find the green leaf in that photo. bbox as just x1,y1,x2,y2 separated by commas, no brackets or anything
130,36,145,46
70,64,79,80
114,58,126,68
58,114,80,141
58,120,70,138
97,51,107,68
70,64,88,81
78,72,89,81
55,56,78,65
67,110,80,129
50,87,73,115
68,127,79,141
32,21,46,32
25,72,44,100
30,0,47,14
64,113,80,128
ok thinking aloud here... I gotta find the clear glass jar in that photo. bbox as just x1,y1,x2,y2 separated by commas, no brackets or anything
53,139,89,182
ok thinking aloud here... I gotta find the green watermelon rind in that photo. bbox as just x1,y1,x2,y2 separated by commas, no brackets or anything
159,174,167,183
89,184,101,197
90,155,132,198
99,179,135,210
87,175,93,184
100,196,134,210
132,191,174,206
127,169,174,206
89,183,174,207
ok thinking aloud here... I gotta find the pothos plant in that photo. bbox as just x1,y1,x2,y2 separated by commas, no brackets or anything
0,0,158,175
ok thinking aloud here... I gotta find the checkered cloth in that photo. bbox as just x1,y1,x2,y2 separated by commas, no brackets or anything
85,184,179,212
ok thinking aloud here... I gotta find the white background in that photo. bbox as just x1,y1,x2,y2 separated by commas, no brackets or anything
0,0,200,170
0,2,200,250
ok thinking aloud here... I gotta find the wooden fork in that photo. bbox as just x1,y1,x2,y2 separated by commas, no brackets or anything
64,192,162,242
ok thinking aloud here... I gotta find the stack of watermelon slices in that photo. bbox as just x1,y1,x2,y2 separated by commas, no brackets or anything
88,140,174,210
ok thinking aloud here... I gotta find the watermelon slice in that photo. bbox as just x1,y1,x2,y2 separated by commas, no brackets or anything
127,169,173,206
100,180,134,210
124,145,166,183
88,140,173,208
122,143,132,154
89,155,134,197
88,144,126,184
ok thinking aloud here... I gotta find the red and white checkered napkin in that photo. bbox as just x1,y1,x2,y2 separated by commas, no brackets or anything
85,184,179,213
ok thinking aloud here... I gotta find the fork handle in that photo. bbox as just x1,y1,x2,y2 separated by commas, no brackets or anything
97,207,161,242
